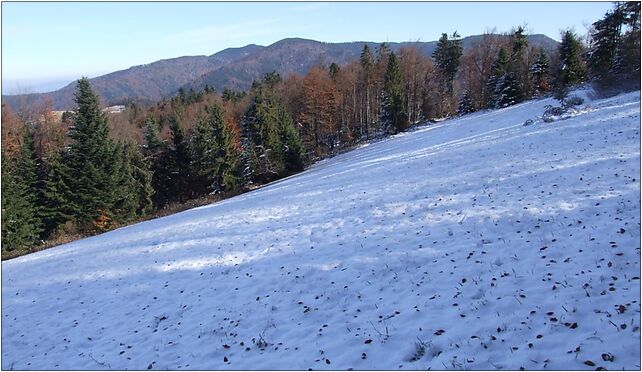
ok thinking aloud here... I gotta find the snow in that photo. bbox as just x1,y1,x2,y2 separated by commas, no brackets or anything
2,91,641,370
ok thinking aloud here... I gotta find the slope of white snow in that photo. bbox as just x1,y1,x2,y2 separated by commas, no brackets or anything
2,91,640,370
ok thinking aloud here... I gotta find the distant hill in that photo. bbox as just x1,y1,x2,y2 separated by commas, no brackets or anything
2,44,264,111
2,35,557,111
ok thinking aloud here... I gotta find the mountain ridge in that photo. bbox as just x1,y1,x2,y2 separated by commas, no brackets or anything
2,34,557,111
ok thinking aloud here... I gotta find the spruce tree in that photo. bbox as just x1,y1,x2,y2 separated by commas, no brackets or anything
41,152,76,235
110,143,139,224
143,115,163,153
381,52,408,134
240,84,305,184
123,142,154,217
275,104,305,173
1,131,43,252
329,62,340,80
66,77,120,227
168,112,192,201
432,32,463,96
530,49,550,95
588,6,625,89
220,120,242,193
485,47,509,108
553,30,586,100
457,90,475,115
190,104,227,194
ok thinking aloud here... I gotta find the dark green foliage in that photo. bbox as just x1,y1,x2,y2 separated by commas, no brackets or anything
530,49,550,95
360,45,374,71
241,82,305,185
222,88,246,102
66,77,121,226
329,62,340,80
485,47,510,108
553,30,586,100
274,104,305,173
457,90,475,115
507,26,530,102
190,104,227,194
589,2,640,93
220,123,242,193
143,115,163,153
432,32,463,95
588,5,624,86
381,52,408,134
1,131,43,252
189,103,243,195
111,142,154,221
486,27,531,108
41,152,76,235
497,73,523,107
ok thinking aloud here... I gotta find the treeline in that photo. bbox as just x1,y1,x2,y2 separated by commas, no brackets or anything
2,4,639,257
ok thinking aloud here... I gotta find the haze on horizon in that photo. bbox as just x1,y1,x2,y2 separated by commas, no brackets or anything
2,1,611,94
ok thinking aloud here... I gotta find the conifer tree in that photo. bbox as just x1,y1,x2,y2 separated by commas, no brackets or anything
220,120,242,193
65,77,121,227
530,49,550,95
381,52,408,134
457,90,475,115
329,62,340,80
1,131,43,252
360,45,374,138
553,30,586,100
432,32,463,96
168,112,192,200
123,142,154,217
41,152,76,235
485,47,509,108
588,6,625,89
190,104,227,194
110,143,139,223
241,83,305,184
143,115,163,153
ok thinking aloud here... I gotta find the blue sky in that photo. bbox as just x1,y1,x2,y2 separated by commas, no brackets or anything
2,2,612,94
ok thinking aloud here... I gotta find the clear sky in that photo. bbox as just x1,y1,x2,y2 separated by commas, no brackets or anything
2,1,612,94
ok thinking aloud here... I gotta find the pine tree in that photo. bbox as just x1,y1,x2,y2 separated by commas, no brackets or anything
1,131,43,252
553,30,586,100
168,112,192,200
275,104,305,173
143,115,163,153
589,2,641,92
432,32,463,95
588,6,625,89
190,104,227,194
65,77,121,227
507,26,530,102
329,62,340,80
530,49,550,95
381,52,408,134
41,152,76,235
220,120,242,193
457,90,475,115
485,47,509,108
123,142,154,217
360,45,374,139
495,73,522,107
110,143,139,224
240,84,305,184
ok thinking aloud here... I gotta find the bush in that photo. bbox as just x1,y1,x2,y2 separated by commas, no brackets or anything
562,95,584,109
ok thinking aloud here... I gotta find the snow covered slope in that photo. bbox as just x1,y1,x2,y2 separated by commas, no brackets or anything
2,91,640,370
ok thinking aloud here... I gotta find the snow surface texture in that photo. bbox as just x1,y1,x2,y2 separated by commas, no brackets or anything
2,91,641,370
